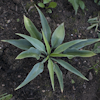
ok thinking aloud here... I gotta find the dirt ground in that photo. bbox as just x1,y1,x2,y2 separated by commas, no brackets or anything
0,0,100,100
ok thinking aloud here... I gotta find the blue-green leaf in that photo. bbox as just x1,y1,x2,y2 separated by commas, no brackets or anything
64,49,96,57
24,15,42,40
48,59,54,91
93,42,100,53
51,23,65,48
53,39,87,54
15,62,44,90
1,39,32,50
53,63,63,93
67,39,100,50
52,58,88,81
16,33,46,54
87,24,97,30
35,5,51,42
50,53,68,57
16,47,41,60
42,30,51,54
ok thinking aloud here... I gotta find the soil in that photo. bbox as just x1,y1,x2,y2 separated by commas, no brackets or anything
0,0,100,100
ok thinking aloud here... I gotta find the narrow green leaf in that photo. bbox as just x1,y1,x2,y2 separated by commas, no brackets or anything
35,5,51,42
1,39,32,50
51,23,65,48
50,53,68,57
79,0,85,10
41,55,49,63
24,15,42,40
67,39,100,50
48,2,57,8
48,59,54,91
52,58,88,81
53,39,87,54
87,17,98,23
93,42,100,53
98,32,100,38
53,63,63,93
68,0,79,14
15,62,44,90
0,94,13,100
38,3,45,8
16,33,46,54
95,24,98,32
87,24,97,30
16,47,41,60
64,49,96,57
42,30,51,54
43,0,51,4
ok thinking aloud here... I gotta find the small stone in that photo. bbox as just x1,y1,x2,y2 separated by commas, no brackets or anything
83,84,86,89
42,90,45,92
71,34,73,36
72,86,76,90
7,20,11,24
2,84,5,87
89,72,93,80
46,17,51,22
18,75,21,78
37,86,40,88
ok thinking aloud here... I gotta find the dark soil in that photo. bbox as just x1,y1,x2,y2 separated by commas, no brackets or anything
0,0,100,100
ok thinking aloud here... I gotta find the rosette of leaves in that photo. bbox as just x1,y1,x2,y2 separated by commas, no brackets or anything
87,14,100,32
1,6,100,92
38,0,57,13
68,0,85,14
0,93,13,100
94,0,100,5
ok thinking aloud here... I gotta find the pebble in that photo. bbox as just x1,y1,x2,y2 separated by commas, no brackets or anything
72,86,76,90
89,72,93,80
71,34,73,36
83,84,86,89
42,90,45,93
2,84,5,87
18,75,21,78
7,19,11,24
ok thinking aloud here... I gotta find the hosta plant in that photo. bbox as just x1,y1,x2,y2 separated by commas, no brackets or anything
2,6,100,92
68,0,85,14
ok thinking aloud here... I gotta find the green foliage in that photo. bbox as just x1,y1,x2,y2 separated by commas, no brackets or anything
94,0,100,5
89,61,99,74
0,93,13,100
38,0,57,13
68,0,85,14
2,6,100,92
93,32,100,53
87,13,100,32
